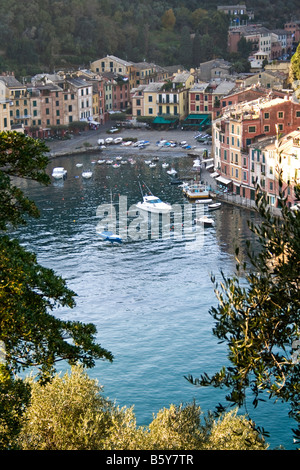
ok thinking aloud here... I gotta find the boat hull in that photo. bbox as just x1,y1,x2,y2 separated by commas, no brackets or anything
208,203,221,211
196,216,214,227
136,202,172,214
98,231,122,244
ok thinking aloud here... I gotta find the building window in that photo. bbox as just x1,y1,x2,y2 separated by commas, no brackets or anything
264,125,270,132
249,126,256,133
278,111,284,119
264,112,270,119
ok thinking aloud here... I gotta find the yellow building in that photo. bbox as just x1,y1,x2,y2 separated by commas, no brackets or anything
91,55,135,89
0,81,10,131
0,75,28,132
131,71,195,125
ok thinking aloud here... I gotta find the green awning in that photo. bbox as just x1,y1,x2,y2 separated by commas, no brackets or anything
184,113,211,122
153,116,177,124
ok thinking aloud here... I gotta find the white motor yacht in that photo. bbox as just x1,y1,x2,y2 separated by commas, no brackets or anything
136,195,172,214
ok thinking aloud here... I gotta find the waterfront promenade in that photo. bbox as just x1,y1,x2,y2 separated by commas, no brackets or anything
46,124,206,158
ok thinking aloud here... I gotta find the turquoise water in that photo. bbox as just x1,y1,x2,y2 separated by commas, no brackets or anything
14,150,296,449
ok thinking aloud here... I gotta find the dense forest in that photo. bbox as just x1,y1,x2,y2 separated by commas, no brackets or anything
0,0,300,77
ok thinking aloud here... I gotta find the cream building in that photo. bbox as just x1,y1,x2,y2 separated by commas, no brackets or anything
0,81,10,131
131,71,194,124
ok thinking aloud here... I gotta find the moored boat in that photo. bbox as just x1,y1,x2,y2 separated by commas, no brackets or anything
208,202,221,211
52,167,67,179
196,215,214,227
183,182,211,200
82,170,93,179
136,181,172,214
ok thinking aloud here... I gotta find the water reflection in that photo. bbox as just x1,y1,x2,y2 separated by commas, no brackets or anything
10,150,294,449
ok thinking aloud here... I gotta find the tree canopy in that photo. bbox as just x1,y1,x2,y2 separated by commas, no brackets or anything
1,0,299,75
0,132,113,381
16,365,267,450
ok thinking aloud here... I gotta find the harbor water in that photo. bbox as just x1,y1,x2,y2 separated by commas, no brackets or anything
13,148,296,450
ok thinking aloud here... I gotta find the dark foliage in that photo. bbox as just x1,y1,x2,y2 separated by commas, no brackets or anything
1,0,299,76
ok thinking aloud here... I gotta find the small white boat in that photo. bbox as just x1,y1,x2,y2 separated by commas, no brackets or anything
97,191,122,244
98,231,122,244
52,167,67,179
116,156,122,161
112,163,120,168
105,137,114,144
208,202,221,211
76,163,83,168
97,159,105,164
162,163,169,168
196,216,214,227
114,137,123,144
121,160,128,164
195,198,213,204
106,160,113,165
167,168,177,175
149,163,156,168
82,170,93,179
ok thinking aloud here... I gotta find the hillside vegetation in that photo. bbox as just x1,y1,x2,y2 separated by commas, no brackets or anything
0,0,300,76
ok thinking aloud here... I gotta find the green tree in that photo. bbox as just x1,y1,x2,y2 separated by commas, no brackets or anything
17,365,267,450
178,26,192,68
187,183,300,446
18,365,139,450
289,43,300,85
0,131,113,447
0,132,49,230
161,9,176,31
